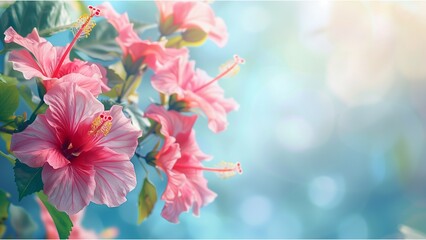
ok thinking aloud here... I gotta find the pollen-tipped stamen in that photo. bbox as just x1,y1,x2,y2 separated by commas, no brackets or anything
51,5,100,78
175,161,243,179
89,113,113,136
193,55,245,93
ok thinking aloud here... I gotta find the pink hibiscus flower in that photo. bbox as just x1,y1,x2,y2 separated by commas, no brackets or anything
98,2,187,72
36,198,118,239
3,6,109,95
11,82,141,214
156,0,228,47
151,55,244,133
145,104,242,223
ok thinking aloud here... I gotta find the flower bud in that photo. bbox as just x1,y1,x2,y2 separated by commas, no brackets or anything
159,15,179,36
181,28,208,46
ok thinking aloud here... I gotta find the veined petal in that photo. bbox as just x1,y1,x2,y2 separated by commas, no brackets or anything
98,2,140,55
151,56,193,96
156,137,181,172
175,155,217,215
145,104,196,139
11,115,66,168
8,49,45,80
161,182,192,224
89,148,136,207
43,82,104,137
42,159,95,215
96,105,142,158
4,27,59,77
172,2,216,32
55,73,102,96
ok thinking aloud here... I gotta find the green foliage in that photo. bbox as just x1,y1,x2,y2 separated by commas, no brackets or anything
37,192,73,240
0,1,74,49
106,68,125,88
0,74,19,123
14,160,43,201
0,190,10,238
74,20,122,61
138,178,157,224
9,204,37,238
17,85,39,111
123,103,150,132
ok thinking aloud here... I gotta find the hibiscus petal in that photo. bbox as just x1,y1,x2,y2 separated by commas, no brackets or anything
98,2,140,55
156,137,181,172
8,49,45,80
4,27,59,77
42,159,95,215
96,105,141,158
56,73,102,96
44,82,104,136
177,155,217,216
151,56,192,96
87,147,136,207
208,17,229,47
145,104,196,139
156,0,174,22
11,115,67,168
172,2,215,32
161,185,192,224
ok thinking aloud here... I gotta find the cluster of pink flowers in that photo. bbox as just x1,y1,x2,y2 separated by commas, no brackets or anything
2,0,243,236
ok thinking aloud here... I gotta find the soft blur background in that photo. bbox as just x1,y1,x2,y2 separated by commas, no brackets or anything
2,1,426,238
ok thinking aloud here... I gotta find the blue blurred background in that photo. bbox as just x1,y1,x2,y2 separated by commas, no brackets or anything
2,1,426,238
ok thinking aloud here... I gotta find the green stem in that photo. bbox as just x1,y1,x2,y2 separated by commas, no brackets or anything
135,152,149,176
27,100,45,124
138,123,157,144
0,126,14,134
117,65,147,103
117,75,130,103
0,150,15,165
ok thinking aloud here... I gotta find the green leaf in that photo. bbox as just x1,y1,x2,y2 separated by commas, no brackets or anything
0,74,18,85
102,84,122,99
0,1,74,47
138,178,157,224
17,85,38,111
131,21,156,34
106,68,125,88
0,189,10,238
14,160,43,201
0,78,19,122
37,192,73,240
123,104,150,132
74,19,122,61
9,204,37,238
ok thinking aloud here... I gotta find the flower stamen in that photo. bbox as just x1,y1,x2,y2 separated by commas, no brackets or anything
51,5,100,78
89,113,113,136
193,55,245,93
175,161,243,179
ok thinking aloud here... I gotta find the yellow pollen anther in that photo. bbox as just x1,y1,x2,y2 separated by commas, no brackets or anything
89,113,113,136
72,15,96,39
215,161,243,179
